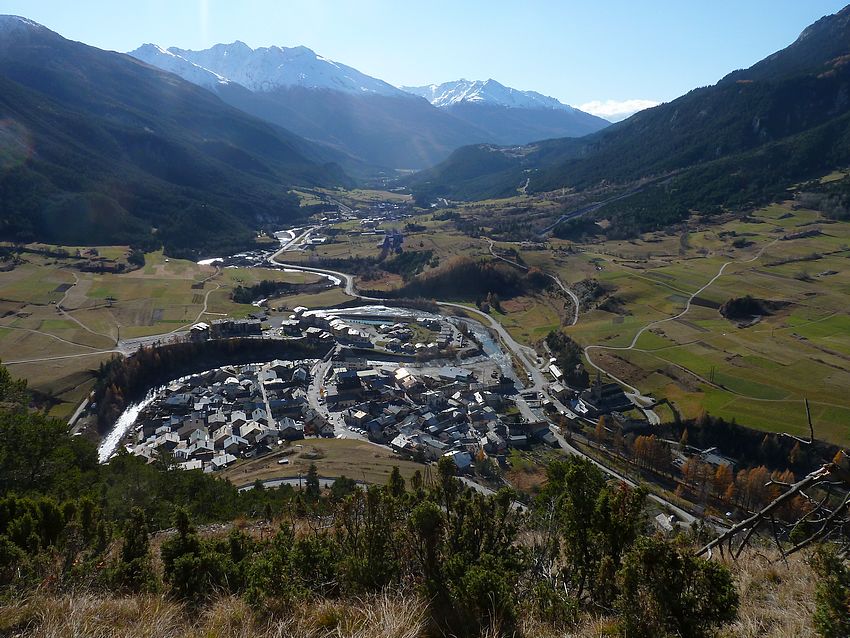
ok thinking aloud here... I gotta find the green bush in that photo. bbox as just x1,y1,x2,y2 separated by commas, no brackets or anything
616,536,738,638
812,544,850,638
113,507,157,593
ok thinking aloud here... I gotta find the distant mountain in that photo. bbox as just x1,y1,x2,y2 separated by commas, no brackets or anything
131,43,231,89
403,79,609,144
408,5,850,236
404,79,574,110
0,16,351,256
129,46,606,169
130,43,492,169
169,42,407,97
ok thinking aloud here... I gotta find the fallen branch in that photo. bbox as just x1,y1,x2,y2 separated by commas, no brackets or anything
696,465,833,558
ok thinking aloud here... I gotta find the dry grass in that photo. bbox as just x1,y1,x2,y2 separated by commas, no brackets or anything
722,548,818,638
222,439,424,487
0,545,818,638
0,591,427,638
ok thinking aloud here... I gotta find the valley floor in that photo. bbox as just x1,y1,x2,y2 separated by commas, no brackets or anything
282,195,850,446
3,188,849,450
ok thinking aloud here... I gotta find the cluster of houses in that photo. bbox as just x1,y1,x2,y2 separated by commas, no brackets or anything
291,307,373,348
282,308,463,356
129,360,331,472
326,362,557,472
189,318,264,341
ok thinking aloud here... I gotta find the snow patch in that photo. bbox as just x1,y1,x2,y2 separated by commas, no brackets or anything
132,41,410,97
403,78,579,111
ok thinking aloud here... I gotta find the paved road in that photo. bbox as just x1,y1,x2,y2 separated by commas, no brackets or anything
304,355,365,440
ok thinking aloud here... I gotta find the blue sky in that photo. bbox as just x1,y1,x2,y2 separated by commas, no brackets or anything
2,0,847,119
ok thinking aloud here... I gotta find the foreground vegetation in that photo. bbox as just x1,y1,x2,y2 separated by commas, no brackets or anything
3,361,849,637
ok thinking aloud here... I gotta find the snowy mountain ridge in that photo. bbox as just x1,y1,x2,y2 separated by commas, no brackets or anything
402,78,579,111
131,41,408,97
0,15,47,32
130,44,231,89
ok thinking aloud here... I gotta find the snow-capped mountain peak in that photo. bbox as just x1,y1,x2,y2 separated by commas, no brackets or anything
402,78,578,112
0,15,47,32
139,42,409,97
129,44,230,89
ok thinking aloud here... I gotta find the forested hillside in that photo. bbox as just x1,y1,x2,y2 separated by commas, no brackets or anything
0,17,350,257
409,6,850,238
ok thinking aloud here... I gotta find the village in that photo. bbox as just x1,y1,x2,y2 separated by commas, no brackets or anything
123,295,574,473
122,297,742,508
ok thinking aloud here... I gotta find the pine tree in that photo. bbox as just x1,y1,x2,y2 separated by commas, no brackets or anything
388,466,406,498
305,463,321,501
116,507,155,592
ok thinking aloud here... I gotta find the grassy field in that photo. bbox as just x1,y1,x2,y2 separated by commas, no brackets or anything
0,248,328,419
280,213,490,271
315,187,413,207
504,203,850,445
273,287,356,310
221,438,425,487
489,294,566,345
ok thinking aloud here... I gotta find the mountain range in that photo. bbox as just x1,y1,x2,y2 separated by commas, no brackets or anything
129,43,608,169
0,16,351,256
2,7,849,254
409,4,850,238
0,15,610,254
403,79,609,145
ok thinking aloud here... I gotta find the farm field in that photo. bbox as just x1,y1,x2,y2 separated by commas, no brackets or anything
505,203,850,445
488,294,566,345
221,438,425,487
273,287,357,310
280,212,491,271
0,247,321,418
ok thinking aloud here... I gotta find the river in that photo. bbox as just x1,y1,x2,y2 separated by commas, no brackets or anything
97,392,157,463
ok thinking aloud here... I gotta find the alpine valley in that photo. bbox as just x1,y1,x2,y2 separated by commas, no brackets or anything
2,6,850,638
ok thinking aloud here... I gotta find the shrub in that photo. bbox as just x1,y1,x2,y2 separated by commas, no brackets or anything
113,507,157,593
811,544,850,638
616,536,738,638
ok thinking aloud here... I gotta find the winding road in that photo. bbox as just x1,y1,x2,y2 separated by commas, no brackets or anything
487,239,579,326
583,238,780,399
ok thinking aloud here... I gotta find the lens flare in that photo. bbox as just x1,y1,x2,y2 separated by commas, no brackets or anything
0,118,32,172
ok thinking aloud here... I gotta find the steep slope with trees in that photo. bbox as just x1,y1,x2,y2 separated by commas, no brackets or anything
409,5,850,235
0,17,351,256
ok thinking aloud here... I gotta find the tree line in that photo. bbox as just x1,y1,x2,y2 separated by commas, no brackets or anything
364,257,550,303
